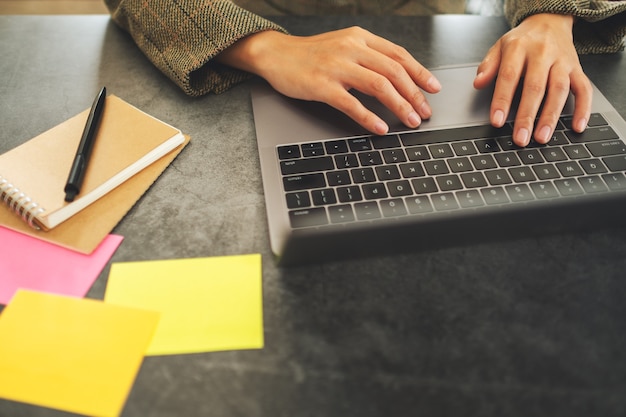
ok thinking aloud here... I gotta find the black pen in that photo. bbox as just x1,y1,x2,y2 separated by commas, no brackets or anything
64,86,107,202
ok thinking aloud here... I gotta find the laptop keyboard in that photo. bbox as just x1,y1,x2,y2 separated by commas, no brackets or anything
277,113,626,230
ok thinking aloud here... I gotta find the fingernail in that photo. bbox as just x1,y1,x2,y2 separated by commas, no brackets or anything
536,125,551,143
575,118,587,132
420,101,432,118
408,111,421,127
428,76,442,91
493,110,505,127
374,121,389,135
516,128,530,147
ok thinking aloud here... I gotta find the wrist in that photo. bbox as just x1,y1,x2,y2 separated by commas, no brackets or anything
522,13,574,31
215,30,286,77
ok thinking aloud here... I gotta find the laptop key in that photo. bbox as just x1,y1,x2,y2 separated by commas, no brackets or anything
482,187,510,204
530,182,560,199
382,149,407,163
566,126,618,143
289,208,328,228
399,162,426,178
351,167,377,183
587,140,626,157
561,113,607,129
603,173,626,190
286,192,311,209
509,166,537,182
555,179,584,196
362,183,389,200
283,173,326,191
475,138,501,153
505,184,535,202
432,193,459,211
371,134,401,149
355,202,382,220
564,144,591,159
518,149,544,164
436,174,463,191
388,180,413,197
424,160,450,175
328,205,355,223
327,170,352,186
406,146,430,161
495,151,521,167
556,161,585,177
604,155,626,171
411,177,438,194
532,164,561,180
461,172,488,188
348,137,372,151
485,169,512,185
335,153,359,169
452,141,478,155
429,143,454,158
448,157,474,173
400,124,512,146
281,156,334,175
456,190,484,208
405,195,434,214
540,147,568,162
380,199,408,217
312,188,337,205
325,140,349,154
579,176,608,193
301,142,325,157
337,185,363,202
471,154,497,170
278,145,301,160
375,165,401,180
579,159,608,175
358,151,383,166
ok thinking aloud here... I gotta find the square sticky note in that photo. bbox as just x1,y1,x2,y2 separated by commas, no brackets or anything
104,254,263,356
0,290,159,417
0,227,123,305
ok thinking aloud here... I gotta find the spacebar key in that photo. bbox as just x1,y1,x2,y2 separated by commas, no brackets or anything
283,173,326,191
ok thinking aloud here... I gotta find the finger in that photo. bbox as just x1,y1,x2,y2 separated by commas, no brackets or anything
490,49,525,131
325,85,390,135
474,41,502,90
513,63,552,146
569,69,593,132
533,67,571,144
354,47,432,123
361,30,442,94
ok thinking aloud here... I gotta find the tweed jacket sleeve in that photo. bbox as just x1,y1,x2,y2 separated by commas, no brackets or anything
505,0,626,54
103,0,287,96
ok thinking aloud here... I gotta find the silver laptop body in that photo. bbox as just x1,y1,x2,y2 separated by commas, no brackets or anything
251,64,626,265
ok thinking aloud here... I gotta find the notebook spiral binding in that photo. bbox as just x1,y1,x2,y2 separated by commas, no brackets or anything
0,175,44,230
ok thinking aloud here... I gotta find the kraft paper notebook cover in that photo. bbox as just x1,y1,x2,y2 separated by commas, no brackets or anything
0,95,189,254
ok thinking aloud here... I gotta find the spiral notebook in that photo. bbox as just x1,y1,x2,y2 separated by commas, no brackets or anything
0,95,189,253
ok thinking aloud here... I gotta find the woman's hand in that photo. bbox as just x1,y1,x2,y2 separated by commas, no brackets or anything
217,27,441,135
474,13,593,147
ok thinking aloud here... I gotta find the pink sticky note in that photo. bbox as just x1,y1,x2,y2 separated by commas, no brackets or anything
0,227,123,304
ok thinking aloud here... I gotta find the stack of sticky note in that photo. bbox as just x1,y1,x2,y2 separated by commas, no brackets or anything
0,238,264,417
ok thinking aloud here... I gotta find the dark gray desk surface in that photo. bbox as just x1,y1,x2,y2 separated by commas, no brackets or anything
1,14,625,417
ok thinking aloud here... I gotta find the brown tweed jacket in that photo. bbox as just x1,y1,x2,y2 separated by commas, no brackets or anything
103,0,626,96
506,0,626,54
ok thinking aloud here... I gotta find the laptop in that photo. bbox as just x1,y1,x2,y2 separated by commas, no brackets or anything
251,64,626,265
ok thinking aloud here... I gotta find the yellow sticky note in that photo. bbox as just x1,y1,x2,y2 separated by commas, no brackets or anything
0,290,159,417
104,254,263,356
